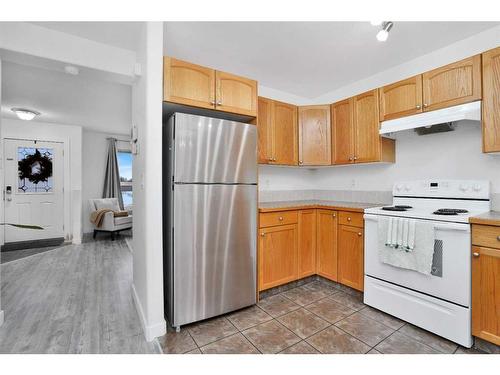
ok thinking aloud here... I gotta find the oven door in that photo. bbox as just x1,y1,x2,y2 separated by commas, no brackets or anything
364,214,471,307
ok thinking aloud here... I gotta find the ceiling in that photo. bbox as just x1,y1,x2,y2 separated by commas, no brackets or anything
30,22,143,52
1,61,131,134
164,22,499,99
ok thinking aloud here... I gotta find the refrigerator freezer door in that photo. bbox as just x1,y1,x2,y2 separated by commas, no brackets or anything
172,183,257,327
174,113,257,184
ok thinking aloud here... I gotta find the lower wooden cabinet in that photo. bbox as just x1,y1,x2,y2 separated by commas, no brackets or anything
471,244,500,345
316,209,338,281
258,224,298,291
298,210,317,278
259,208,364,292
338,225,364,292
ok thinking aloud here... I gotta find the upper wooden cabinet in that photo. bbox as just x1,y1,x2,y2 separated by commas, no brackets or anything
257,97,273,163
332,91,395,165
422,55,482,112
379,76,423,121
163,57,257,117
298,210,317,278
215,71,258,116
258,97,298,166
298,106,332,166
163,57,215,109
331,99,354,165
482,46,500,153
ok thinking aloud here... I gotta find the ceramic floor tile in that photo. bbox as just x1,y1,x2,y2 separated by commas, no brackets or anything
398,324,458,353
161,330,197,354
186,348,202,354
305,297,355,323
303,281,340,296
257,294,300,318
367,348,382,354
306,326,370,354
226,305,273,331
277,308,330,339
200,333,259,354
358,306,405,330
281,285,331,306
375,332,440,354
335,312,394,347
454,347,486,354
242,320,301,354
329,291,365,311
187,317,238,347
279,341,319,354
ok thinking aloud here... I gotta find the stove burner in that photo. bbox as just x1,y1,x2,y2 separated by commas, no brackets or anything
394,205,413,209
382,206,408,211
433,208,469,215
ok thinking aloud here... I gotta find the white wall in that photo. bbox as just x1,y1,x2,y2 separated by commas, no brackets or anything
131,22,166,342
1,118,83,243
81,130,131,234
0,58,4,327
259,165,317,191
314,122,500,192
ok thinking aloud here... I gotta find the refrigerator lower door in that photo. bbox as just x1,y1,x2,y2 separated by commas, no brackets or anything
172,183,257,327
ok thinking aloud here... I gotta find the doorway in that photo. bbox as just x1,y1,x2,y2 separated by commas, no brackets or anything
2,138,65,253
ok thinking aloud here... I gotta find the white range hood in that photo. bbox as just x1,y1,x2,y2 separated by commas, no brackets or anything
379,101,481,135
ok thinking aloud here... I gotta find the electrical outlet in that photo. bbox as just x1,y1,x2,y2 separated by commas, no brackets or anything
350,179,356,188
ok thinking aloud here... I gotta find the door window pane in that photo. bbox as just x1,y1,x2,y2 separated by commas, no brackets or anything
117,151,133,207
18,147,53,193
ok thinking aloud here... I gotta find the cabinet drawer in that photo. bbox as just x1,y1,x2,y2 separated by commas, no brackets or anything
472,224,500,249
260,211,298,228
338,211,364,227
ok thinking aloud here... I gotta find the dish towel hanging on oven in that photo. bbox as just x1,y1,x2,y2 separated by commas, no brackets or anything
378,217,435,275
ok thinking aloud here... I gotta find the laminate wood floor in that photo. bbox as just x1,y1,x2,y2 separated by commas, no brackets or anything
0,239,159,354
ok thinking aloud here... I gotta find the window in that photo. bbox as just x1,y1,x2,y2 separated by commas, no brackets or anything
117,151,133,207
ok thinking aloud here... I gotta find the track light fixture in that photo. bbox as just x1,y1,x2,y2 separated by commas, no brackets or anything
376,21,394,42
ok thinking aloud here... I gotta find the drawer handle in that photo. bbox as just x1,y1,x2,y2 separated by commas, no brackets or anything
497,236,500,241
473,252,480,258
332,214,336,218
347,217,352,221
279,216,283,221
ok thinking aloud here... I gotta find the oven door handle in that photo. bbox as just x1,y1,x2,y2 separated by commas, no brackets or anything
363,214,470,233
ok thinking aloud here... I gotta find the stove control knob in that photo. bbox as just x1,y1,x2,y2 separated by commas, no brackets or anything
395,184,403,192
404,185,411,192
459,184,469,192
473,184,481,192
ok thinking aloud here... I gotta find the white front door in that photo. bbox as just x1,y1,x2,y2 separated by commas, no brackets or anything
3,139,64,243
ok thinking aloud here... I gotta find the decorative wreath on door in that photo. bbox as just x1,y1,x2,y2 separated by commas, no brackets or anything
18,149,53,184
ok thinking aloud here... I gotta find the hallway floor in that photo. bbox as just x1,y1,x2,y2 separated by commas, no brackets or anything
160,281,486,354
0,238,159,354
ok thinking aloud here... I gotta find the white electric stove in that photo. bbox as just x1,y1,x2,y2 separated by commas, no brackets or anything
363,179,490,348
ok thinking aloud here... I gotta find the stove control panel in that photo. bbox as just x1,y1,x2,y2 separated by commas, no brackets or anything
392,180,490,199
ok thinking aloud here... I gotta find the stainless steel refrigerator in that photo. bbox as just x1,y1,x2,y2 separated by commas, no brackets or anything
163,113,257,330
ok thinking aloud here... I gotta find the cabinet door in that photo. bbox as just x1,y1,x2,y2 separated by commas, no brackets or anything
215,70,257,116
331,99,354,165
472,245,500,345
272,101,298,165
316,209,338,281
163,57,215,109
298,210,317,278
258,224,298,291
338,225,364,291
482,47,500,153
298,106,331,166
353,90,381,163
422,55,481,112
258,97,273,164
379,76,423,121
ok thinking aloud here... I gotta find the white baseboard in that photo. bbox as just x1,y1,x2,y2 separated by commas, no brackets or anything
0,310,4,327
131,283,166,342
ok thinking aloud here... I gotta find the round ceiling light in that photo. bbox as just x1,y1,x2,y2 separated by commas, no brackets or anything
11,108,41,121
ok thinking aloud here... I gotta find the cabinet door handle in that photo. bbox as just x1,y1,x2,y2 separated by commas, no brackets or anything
279,216,283,221
472,252,480,257
347,217,352,221
353,156,358,161
348,157,353,161
423,103,428,108
497,235,500,241
210,100,216,105
358,232,362,236
268,157,273,161
299,160,303,165
332,214,336,218
260,233,265,237
416,104,421,109
217,101,222,106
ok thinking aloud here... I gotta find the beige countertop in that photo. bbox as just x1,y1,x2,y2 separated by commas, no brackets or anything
258,200,382,213
470,211,500,227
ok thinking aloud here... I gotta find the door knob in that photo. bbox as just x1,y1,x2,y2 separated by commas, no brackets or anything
472,252,480,257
